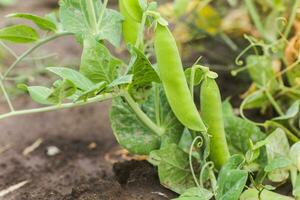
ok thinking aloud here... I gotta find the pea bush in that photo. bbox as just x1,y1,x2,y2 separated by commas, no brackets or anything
0,0,299,199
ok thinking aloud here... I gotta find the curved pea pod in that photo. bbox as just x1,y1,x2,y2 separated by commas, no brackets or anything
154,24,207,132
121,0,143,22
119,0,141,45
200,77,230,169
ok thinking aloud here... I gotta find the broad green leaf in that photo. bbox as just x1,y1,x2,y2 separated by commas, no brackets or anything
172,187,213,200
127,46,160,102
149,144,197,194
246,55,278,91
240,188,294,200
222,101,266,154
47,67,94,91
60,0,122,46
110,87,183,155
265,128,290,182
216,155,248,200
273,100,299,121
110,97,160,155
7,13,57,31
0,25,39,43
289,141,300,171
242,90,269,109
127,45,160,88
95,8,123,47
264,156,292,172
80,37,121,83
26,86,52,105
287,63,300,85
47,79,77,104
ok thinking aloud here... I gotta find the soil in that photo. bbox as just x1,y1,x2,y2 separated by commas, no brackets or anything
0,1,176,199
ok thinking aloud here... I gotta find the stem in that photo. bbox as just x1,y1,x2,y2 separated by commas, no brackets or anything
0,79,14,111
86,0,98,34
265,90,284,116
135,12,147,49
220,32,238,51
154,83,161,126
284,0,300,38
264,121,299,142
97,0,109,31
0,41,18,58
0,93,118,120
3,32,72,79
244,0,267,41
122,91,164,136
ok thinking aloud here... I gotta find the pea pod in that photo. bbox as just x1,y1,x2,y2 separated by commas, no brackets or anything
119,0,142,45
200,76,230,169
154,24,207,132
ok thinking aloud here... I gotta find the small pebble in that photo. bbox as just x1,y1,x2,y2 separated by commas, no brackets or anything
46,146,61,156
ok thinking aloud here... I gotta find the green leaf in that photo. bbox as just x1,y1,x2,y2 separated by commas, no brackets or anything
60,0,122,46
184,67,204,86
108,75,133,88
264,156,292,172
95,8,123,47
0,25,39,43
110,86,183,155
222,101,266,154
265,128,290,182
47,67,94,91
47,79,77,104
216,155,248,200
127,45,160,88
289,141,300,171
172,187,213,200
242,90,269,109
149,144,198,194
7,13,57,31
240,188,294,200
80,37,121,83
273,100,299,121
26,86,52,105
246,55,278,91
127,46,160,102
110,97,160,155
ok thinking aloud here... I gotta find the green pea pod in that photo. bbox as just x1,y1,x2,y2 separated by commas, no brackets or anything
121,0,143,22
154,24,207,132
119,0,141,45
200,77,230,169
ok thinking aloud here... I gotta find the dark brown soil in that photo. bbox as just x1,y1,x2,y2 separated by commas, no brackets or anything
0,1,176,199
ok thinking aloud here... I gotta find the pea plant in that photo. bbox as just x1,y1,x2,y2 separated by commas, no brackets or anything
0,0,300,199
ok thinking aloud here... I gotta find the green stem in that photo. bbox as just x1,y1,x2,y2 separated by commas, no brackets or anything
122,91,164,136
265,90,284,116
284,0,300,38
0,41,18,58
86,0,98,34
189,67,196,99
0,92,118,120
244,0,267,41
135,12,147,49
154,83,161,126
3,32,72,79
264,121,299,142
97,0,109,31
0,79,14,111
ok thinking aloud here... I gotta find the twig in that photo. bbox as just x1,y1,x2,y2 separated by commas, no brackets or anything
0,180,29,198
22,138,43,156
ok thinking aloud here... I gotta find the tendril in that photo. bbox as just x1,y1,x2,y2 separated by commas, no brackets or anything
189,136,203,188
199,161,214,187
